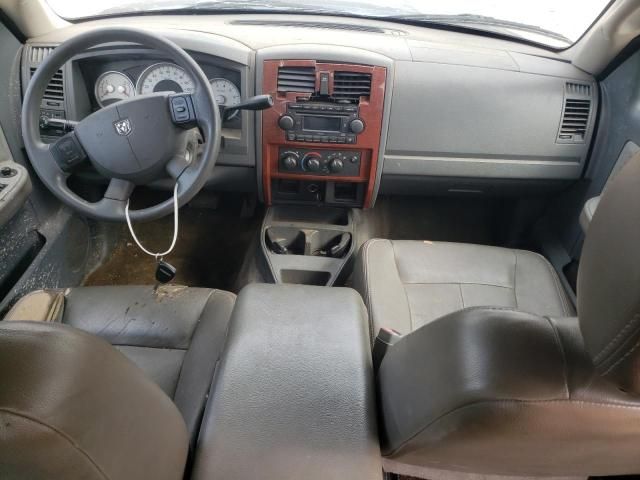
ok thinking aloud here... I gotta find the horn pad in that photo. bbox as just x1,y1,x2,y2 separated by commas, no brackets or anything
75,93,180,182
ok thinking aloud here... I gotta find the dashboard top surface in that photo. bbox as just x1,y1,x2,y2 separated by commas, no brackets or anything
26,13,589,79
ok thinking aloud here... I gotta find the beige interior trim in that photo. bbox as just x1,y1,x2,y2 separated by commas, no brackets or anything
0,0,68,38
4,290,66,322
568,0,640,75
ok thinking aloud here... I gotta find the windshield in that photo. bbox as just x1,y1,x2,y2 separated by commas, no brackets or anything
46,0,613,48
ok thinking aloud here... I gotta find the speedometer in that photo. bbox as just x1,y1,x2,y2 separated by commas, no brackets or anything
136,62,195,95
209,78,241,119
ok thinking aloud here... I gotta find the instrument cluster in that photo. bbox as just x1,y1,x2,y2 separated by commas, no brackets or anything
92,61,241,121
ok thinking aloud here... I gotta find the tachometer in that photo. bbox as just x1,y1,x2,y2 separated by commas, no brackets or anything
209,78,241,119
95,71,135,108
136,62,195,95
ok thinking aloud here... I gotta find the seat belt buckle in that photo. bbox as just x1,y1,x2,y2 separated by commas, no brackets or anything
372,327,402,371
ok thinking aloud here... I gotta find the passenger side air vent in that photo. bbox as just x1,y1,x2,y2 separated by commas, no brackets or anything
557,82,592,144
333,71,372,103
29,67,65,102
277,66,316,93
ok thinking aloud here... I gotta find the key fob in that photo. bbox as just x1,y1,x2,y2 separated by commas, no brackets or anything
155,260,177,284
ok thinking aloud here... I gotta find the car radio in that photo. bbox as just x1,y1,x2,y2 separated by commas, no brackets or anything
277,102,365,144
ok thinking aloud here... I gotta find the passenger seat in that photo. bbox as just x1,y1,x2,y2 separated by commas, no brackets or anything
354,239,572,339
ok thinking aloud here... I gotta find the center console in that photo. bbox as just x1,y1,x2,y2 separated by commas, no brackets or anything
191,284,382,480
261,60,387,208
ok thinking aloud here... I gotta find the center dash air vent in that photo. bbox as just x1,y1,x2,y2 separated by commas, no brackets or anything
30,67,65,102
557,82,592,144
277,66,316,93
333,72,372,102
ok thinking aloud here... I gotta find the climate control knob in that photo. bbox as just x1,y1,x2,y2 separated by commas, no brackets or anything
281,155,298,171
278,115,295,131
349,118,365,134
329,158,344,173
302,153,322,172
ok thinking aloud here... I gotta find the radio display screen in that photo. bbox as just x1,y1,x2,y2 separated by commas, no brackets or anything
303,115,342,132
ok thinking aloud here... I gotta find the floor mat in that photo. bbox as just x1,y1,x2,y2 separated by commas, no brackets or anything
354,195,511,249
84,203,262,293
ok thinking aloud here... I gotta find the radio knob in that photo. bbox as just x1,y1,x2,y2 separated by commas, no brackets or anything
281,155,298,171
329,158,344,173
349,118,365,134
278,115,295,131
303,153,322,172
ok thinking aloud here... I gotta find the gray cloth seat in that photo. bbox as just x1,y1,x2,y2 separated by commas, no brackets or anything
3,285,235,450
354,239,573,338
353,152,640,477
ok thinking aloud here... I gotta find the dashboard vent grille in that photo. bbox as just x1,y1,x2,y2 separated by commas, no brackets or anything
333,71,372,102
229,19,407,36
29,46,55,63
557,82,592,143
277,66,316,93
30,67,65,102
566,82,591,96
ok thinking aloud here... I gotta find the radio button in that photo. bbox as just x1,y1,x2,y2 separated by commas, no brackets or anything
349,118,365,134
278,115,295,130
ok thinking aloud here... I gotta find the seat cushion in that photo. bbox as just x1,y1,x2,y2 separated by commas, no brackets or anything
4,285,235,449
353,239,573,338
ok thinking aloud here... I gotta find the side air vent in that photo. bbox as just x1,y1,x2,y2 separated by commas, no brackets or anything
333,72,372,102
229,19,407,36
557,83,592,143
277,66,316,93
29,46,55,63
29,67,65,102
565,82,591,97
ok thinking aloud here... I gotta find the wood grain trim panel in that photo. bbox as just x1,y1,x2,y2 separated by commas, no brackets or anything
261,60,386,207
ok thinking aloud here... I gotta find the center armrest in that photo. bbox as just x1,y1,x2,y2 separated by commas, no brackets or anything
191,283,382,480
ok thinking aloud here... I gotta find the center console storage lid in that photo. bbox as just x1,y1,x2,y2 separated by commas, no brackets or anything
192,283,382,480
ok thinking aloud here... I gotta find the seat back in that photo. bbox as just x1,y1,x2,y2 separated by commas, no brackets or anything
0,321,188,480
577,151,640,393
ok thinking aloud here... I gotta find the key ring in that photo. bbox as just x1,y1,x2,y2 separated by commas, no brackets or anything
125,182,179,259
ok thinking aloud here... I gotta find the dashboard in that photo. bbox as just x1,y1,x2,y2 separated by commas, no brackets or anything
22,14,599,208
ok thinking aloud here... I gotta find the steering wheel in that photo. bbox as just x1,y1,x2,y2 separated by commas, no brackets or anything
22,28,221,222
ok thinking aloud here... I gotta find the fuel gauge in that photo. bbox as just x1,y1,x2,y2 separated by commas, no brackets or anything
95,71,135,108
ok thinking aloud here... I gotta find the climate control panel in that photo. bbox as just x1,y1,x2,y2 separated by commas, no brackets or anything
278,148,362,177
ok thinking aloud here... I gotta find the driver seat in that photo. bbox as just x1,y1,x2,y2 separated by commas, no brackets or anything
2,285,235,451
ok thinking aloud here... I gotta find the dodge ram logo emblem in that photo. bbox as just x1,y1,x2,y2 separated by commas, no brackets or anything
113,118,132,136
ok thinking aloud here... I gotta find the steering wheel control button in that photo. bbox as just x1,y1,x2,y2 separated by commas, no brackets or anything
50,132,87,172
170,94,197,128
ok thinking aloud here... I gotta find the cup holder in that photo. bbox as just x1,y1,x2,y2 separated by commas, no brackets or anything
266,227,352,259
265,227,306,255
